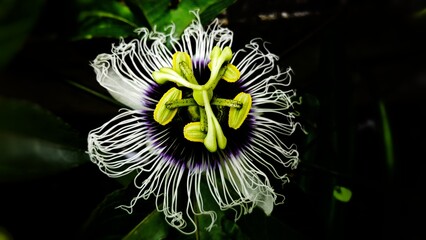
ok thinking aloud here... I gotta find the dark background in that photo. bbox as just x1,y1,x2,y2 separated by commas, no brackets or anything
1,0,425,239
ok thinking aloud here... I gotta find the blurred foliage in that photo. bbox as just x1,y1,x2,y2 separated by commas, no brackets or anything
74,0,140,40
1,0,426,239
123,210,170,240
0,0,45,70
333,186,352,203
74,0,237,40
0,98,88,182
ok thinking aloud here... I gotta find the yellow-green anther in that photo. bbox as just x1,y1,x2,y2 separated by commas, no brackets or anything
183,122,206,143
154,87,182,125
206,62,240,83
172,52,199,85
222,63,240,82
152,68,202,90
228,92,252,129
173,52,192,75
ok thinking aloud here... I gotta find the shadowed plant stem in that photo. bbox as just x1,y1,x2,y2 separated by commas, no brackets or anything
379,100,395,179
66,80,123,106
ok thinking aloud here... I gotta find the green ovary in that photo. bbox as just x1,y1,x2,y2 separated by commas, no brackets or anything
152,46,252,152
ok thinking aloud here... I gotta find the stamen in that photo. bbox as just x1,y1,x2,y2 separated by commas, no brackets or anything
166,98,197,109
222,63,240,83
173,52,192,77
183,122,206,142
154,87,182,125
172,52,199,85
211,97,242,109
228,92,252,129
153,47,242,151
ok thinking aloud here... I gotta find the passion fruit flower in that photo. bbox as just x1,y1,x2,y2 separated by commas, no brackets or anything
88,11,302,234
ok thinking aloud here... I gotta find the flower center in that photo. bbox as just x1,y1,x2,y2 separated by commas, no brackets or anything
152,46,252,152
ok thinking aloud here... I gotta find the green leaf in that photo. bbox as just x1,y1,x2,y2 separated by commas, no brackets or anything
73,0,237,40
379,100,394,177
333,186,352,203
75,11,139,40
192,180,246,240
121,180,246,240
74,0,140,40
0,227,12,240
133,0,237,37
81,187,159,240
238,207,305,240
0,98,88,182
123,209,169,240
0,0,45,69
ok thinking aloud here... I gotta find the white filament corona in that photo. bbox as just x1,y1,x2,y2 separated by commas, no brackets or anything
88,10,302,234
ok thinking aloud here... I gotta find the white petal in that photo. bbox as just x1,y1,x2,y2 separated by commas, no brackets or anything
92,29,175,110
92,54,145,110
252,187,275,215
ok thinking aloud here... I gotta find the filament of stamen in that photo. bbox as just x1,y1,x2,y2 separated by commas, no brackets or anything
212,98,242,109
166,98,197,109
